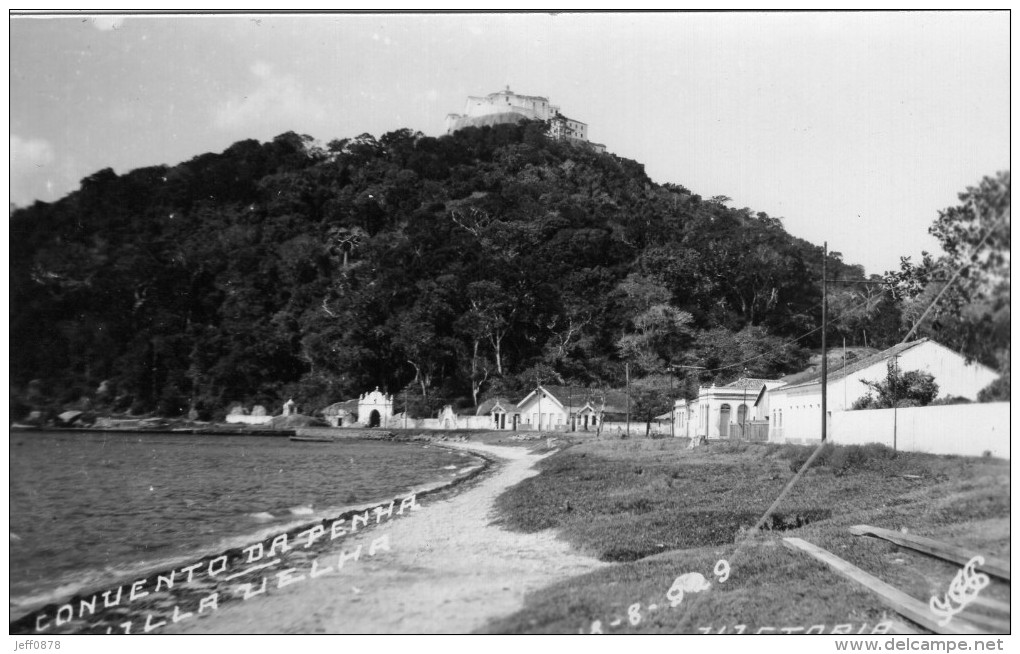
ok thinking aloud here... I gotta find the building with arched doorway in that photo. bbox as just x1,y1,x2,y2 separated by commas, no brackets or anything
357,388,394,428
675,378,785,440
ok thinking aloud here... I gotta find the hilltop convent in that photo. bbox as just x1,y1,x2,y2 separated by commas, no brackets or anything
445,87,606,153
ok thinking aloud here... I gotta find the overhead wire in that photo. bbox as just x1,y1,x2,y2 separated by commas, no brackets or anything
674,204,1007,634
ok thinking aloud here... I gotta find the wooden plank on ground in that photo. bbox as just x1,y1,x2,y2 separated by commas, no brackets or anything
848,524,1010,581
957,609,1011,633
887,620,922,635
783,537,988,635
970,594,1011,615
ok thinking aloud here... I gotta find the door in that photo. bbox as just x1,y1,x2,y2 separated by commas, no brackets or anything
718,404,730,439
369,410,380,428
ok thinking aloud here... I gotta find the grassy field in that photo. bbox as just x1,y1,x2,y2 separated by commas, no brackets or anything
478,437,1010,634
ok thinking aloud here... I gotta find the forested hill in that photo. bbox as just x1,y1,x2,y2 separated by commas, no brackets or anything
11,121,905,419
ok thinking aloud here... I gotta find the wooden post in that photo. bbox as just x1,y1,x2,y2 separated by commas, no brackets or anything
669,367,675,439
821,242,827,442
783,537,988,635
625,363,630,438
849,525,1010,581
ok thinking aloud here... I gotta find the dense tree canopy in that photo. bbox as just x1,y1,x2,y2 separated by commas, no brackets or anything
888,171,1010,381
10,121,926,419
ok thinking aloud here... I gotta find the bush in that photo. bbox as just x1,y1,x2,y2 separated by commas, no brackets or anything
786,442,900,473
978,374,1010,402
777,444,813,461
788,443,834,472
930,396,972,406
711,440,750,454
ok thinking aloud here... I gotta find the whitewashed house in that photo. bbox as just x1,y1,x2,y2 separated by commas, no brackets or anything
514,385,628,431
476,397,518,430
321,399,359,427
674,378,786,440
767,338,999,444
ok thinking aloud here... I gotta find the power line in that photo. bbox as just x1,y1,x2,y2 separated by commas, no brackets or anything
898,215,1008,345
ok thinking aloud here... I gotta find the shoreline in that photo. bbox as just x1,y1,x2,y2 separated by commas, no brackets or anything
161,441,606,634
10,440,493,633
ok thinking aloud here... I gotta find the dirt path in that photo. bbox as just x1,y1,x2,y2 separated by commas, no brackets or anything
168,442,606,634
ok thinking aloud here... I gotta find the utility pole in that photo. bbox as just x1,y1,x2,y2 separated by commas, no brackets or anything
892,354,899,452
403,387,407,430
821,242,828,442
537,377,542,433
669,366,674,439
568,385,573,433
741,369,748,440
625,362,630,438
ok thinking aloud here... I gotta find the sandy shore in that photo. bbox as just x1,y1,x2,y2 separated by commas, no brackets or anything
167,442,606,634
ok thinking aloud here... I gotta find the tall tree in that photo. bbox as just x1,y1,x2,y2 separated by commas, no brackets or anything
889,171,1010,373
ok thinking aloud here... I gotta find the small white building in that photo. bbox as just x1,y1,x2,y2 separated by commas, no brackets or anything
476,397,518,430
768,338,999,444
321,399,359,427
358,388,394,428
514,385,628,431
674,378,786,440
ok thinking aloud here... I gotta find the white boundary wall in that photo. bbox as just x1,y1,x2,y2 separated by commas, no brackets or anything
830,402,1010,458
225,414,273,425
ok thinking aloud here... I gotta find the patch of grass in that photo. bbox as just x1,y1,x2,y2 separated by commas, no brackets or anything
483,439,1009,634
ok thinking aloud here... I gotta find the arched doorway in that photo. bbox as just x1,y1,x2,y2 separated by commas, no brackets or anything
368,410,381,428
718,404,731,439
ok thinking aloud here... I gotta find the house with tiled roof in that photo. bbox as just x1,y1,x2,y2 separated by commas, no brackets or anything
512,385,629,431
767,338,998,444
674,377,787,441
320,399,359,427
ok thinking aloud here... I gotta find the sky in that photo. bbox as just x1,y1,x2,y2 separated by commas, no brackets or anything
8,11,1010,276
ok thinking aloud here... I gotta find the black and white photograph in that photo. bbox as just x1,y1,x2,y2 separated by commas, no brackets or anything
8,10,1011,646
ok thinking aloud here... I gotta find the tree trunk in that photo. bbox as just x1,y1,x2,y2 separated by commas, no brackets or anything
491,332,504,375
594,396,606,440
470,340,480,407
408,360,428,401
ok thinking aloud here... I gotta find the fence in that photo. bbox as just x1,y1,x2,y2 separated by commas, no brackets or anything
736,420,770,442
830,402,1009,459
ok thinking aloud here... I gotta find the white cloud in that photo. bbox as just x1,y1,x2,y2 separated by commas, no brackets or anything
212,62,327,134
91,16,126,31
10,135,83,206
11,134,55,205
10,135,55,168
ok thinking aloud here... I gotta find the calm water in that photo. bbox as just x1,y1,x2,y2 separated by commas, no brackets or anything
9,431,472,617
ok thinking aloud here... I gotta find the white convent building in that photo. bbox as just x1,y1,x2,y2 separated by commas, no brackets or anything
445,87,605,153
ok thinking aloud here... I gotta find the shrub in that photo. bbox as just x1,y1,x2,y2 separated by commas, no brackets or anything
711,440,749,454
789,443,834,472
854,363,939,409
978,373,1010,402
929,395,972,406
